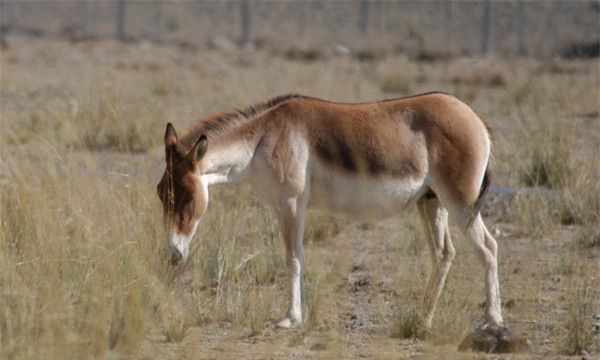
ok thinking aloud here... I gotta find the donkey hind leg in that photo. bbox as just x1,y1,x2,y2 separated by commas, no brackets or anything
275,194,308,328
416,195,456,337
455,211,532,353
459,212,503,327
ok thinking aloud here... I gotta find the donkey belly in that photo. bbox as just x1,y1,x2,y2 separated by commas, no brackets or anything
308,164,426,221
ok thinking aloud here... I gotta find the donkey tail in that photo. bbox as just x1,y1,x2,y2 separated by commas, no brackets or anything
473,165,492,217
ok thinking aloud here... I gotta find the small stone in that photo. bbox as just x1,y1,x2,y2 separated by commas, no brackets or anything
580,349,590,360
330,43,350,56
206,36,236,52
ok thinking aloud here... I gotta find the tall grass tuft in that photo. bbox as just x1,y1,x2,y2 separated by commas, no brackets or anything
389,305,422,339
0,147,161,358
562,280,596,355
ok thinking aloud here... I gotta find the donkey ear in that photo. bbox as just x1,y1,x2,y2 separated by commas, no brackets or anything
192,135,208,163
164,122,178,148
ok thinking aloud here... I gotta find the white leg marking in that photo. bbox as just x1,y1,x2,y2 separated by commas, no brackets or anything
418,198,455,331
463,214,503,326
276,194,307,328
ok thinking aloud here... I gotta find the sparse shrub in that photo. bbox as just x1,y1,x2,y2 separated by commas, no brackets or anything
163,316,189,343
559,208,583,225
523,149,562,188
510,78,533,104
577,227,600,248
354,49,382,62
450,67,509,87
305,213,344,244
417,47,451,62
556,176,600,227
301,269,324,332
284,47,322,62
200,244,222,288
516,159,598,230
389,306,422,339
388,286,425,340
108,289,145,353
513,191,551,236
521,135,573,189
485,72,508,87
562,41,600,59
536,61,582,75
562,281,596,355
239,286,272,336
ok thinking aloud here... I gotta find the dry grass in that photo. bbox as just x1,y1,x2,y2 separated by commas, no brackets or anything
283,47,323,62
1,37,599,359
0,150,158,357
389,305,422,340
379,73,413,95
562,279,596,355
449,67,510,88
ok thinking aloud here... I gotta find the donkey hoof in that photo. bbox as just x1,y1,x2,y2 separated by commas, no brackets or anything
276,317,300,329
458,324,530,353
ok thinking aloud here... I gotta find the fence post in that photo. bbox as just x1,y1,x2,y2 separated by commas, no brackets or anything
155,0,163,43
0,0,5,46
299,0,309,49
240,0,251,47
2,0,16,32
517,0,526,56
445,0,453,56
116,0,126,41
227,0,235,39
481,0,491,55
0,1,5,28
80,0,91,37
377,0,386,34
357,0,369,37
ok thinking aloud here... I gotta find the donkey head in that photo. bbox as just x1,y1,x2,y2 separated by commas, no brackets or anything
157,123,208,265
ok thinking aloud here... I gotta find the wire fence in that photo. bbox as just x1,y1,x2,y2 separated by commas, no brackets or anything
0,0,598,58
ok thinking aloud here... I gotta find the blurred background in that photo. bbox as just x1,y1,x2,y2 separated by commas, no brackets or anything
1,0,599,59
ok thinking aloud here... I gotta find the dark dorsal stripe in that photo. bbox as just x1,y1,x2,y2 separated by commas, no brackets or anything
180,94,305,149
180,91,449,151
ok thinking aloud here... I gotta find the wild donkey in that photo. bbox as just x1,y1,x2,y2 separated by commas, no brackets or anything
157,92,516,346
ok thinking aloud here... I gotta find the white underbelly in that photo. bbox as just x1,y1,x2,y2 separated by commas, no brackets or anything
308,162,426,221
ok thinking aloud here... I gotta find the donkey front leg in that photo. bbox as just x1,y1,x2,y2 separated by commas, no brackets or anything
416,196,455,338
276,195,308,328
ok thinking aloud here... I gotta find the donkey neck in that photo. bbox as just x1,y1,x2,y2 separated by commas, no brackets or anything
200,132,259,186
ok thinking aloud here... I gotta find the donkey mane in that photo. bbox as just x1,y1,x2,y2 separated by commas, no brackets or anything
179,91,456,150
180,94,305,148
